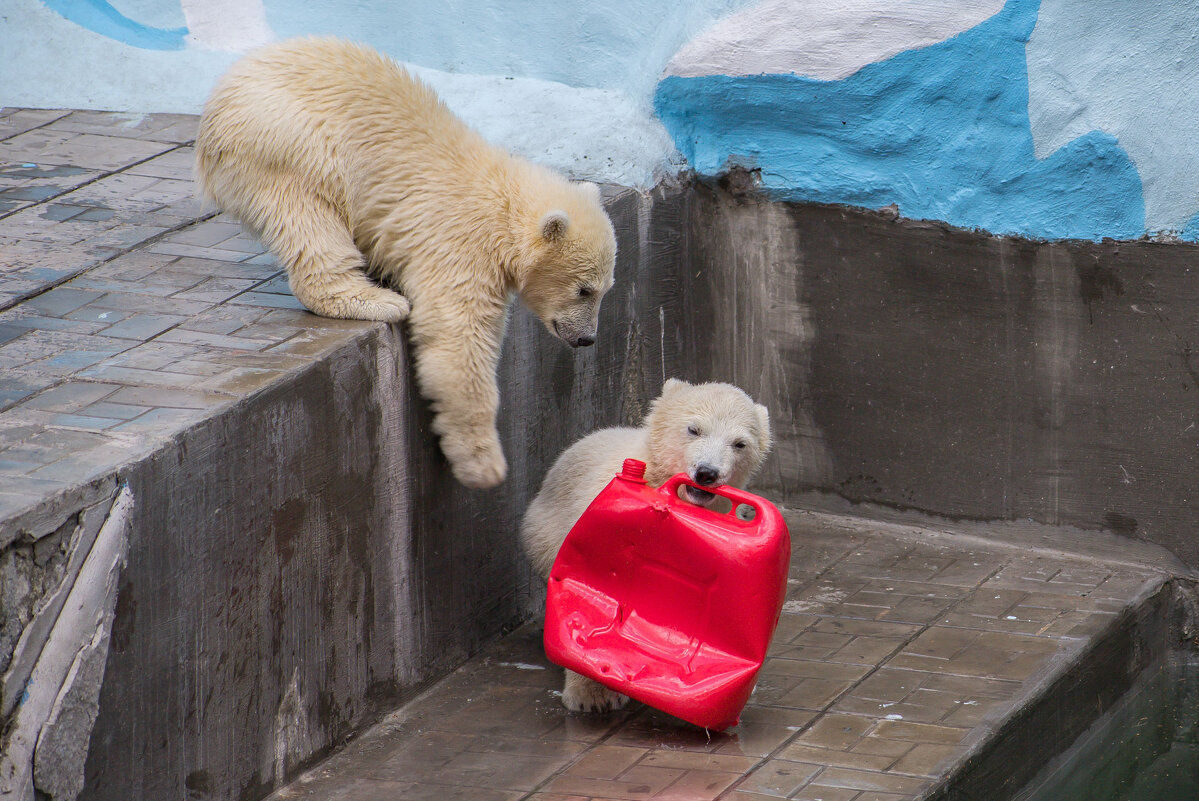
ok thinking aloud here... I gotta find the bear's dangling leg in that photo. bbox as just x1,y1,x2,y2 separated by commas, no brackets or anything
257,186,411,322
409,304,508,488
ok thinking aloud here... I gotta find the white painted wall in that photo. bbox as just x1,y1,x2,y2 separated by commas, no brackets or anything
665,0,1005,80
2,0,754,113
656,0,1199,241
1027,0,1199,235
0,0,718,188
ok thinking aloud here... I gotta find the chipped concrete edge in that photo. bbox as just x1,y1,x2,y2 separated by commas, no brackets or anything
1,494,116,717
0,484,133,801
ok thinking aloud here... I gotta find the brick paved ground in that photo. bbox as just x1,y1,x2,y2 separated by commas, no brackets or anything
269,511,1167,801
0,108,377,524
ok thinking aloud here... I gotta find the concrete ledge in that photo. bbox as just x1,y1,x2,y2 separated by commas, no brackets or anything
928,578,1189,800
678,182,1199,569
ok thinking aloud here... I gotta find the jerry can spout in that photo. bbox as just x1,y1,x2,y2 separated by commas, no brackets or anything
619,458,648,482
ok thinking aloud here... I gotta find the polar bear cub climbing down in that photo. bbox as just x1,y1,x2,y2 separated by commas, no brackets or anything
195,37,617,489
521,379,773,713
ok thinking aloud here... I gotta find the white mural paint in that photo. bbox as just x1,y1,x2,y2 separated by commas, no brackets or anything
1027,0,1199,234
665,0,1005,80
182,0,274,52
409,67,684,189
1,0,681,189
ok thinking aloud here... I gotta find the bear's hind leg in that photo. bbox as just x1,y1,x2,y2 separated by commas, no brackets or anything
258,189,410,323
562,669,629,713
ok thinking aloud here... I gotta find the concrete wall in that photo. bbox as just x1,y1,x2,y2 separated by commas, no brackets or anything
682,182,1199,569
79,332,416,800
58,186,690,801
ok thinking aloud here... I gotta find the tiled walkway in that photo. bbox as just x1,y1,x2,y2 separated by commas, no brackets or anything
0,108,377,525
269,510,1168,801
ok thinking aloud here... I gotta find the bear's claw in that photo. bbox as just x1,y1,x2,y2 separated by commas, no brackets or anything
291,279,411,323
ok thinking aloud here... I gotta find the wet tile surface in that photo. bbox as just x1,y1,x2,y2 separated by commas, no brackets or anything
268,513,1166,801
0,108,376,522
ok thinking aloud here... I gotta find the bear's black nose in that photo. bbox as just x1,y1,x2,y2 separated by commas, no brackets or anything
694,465,719,486
575,335,595,347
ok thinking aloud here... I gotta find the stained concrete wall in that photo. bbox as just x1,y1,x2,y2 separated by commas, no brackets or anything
682,182,1199,569
58,185,689,801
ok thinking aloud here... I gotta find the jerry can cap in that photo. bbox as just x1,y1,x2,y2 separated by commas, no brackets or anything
620,458,647,482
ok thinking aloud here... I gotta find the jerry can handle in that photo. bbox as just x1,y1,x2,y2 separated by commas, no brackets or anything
659,473,766,523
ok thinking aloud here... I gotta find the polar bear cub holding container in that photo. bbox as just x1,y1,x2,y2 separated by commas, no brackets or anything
522,379,773,713
195,37,617,489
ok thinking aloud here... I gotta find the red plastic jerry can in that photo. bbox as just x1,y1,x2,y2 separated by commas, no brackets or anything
544,458,791,730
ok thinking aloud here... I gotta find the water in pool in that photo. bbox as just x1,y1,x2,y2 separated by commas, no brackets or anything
1016,658,1199,801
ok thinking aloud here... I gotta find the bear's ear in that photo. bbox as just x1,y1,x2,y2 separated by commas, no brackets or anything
754,403,773,453
539,210,570,243
661,378,691,399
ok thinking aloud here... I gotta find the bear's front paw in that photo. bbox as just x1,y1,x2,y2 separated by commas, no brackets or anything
453,452,507,489
306,287,411,323
562,672,629,714
441,432,508,489
363,292,410,323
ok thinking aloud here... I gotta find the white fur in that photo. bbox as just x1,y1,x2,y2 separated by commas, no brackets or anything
195,37,617,488
521,379,772,713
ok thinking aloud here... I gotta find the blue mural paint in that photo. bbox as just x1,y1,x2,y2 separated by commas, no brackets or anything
39,0,187,51
654,0,1147,242
1181,211,1199,242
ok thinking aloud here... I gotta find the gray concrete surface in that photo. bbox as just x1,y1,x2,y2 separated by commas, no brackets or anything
681,181,1199,570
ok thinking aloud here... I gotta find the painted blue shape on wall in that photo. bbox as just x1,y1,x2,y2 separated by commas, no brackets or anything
1182,211,1199,242
654,0,1146,241
39,0,187,51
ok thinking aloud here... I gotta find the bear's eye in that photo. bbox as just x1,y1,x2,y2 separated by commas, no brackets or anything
578,286,593,298
686,425,700,437
734,440,747,450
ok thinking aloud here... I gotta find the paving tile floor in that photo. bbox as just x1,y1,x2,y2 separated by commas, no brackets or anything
269,510,1169,801
0,108,379,525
